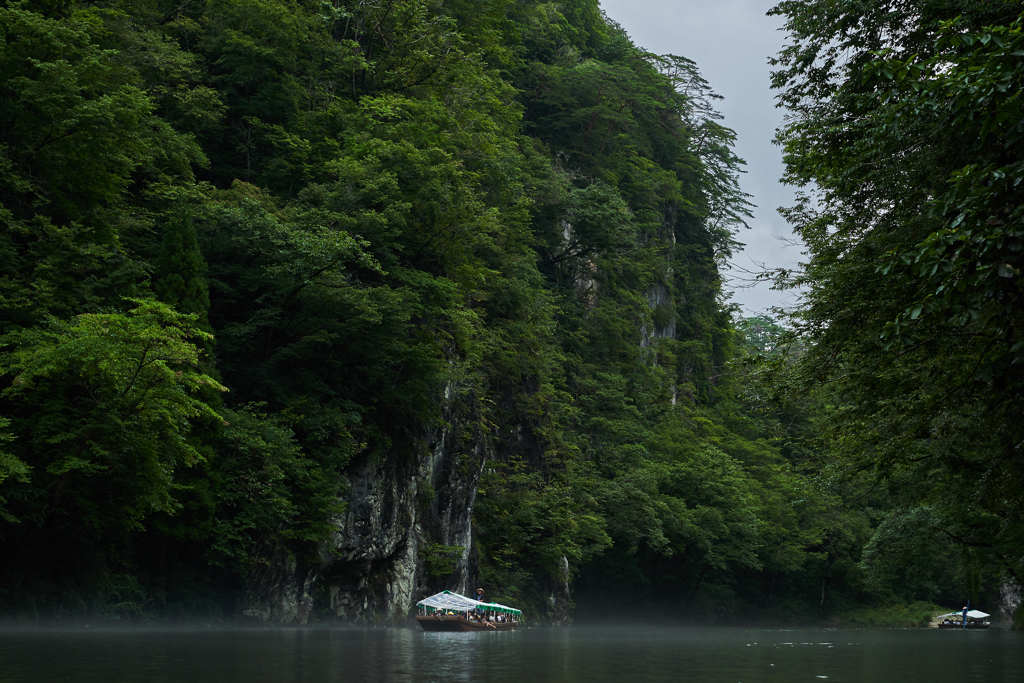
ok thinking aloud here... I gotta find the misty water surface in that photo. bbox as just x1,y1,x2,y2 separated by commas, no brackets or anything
1,624,1022,682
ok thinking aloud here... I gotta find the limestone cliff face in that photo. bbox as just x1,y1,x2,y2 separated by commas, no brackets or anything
322,405,487,623
239,380,489,624
999,578,1022,626
320,450,424,622
239,550,317,624
548,554,572,625
641,283,677,348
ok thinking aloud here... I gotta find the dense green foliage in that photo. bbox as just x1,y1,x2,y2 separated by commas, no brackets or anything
771,0,1024,612
1,0,1010,624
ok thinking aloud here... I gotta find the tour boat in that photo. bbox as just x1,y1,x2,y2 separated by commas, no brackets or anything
936,609,991,629
415,590,523,631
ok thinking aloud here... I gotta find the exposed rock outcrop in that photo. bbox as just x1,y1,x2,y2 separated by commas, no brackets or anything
241,379,490,624
240,550,317,624
641,283,676,347
999,578,1022,627
548,554,573,625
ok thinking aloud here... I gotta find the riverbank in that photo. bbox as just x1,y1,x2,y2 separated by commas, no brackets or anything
833,601,949,628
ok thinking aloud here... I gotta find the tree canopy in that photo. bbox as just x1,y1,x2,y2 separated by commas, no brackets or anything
0,0,1015,625
772,0,1024,592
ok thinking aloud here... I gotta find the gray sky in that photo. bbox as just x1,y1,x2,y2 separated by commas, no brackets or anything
599,0,803,317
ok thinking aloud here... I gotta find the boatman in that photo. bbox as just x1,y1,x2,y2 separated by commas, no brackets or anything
962,604,968,629
475,587,486,618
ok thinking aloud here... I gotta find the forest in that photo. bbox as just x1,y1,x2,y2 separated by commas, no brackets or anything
0,0,1021,626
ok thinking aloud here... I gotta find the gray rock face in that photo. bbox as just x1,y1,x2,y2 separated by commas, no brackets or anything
241,380,488,624
548,554,572,624
326,383,488,622
321,451,423,621
239,550,317,624
641,283,676,347
998,578,1022,623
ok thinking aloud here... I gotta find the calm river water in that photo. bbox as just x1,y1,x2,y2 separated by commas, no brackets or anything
1,624,1022,682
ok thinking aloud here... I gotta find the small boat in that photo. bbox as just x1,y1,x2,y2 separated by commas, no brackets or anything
936,609,992,629
415,590,523,631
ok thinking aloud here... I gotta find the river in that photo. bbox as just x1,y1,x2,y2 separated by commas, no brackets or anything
1,624,1022,682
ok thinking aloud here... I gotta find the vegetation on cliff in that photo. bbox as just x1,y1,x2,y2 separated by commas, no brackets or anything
0,0,1019,622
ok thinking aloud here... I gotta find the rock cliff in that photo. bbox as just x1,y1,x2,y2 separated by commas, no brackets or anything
241,381,489,624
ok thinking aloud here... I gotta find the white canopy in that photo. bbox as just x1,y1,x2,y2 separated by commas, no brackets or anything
416,590,522,616
939,609,990,619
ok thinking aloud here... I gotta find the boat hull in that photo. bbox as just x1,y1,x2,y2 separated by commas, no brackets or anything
416,615,517,632
938,622,990,629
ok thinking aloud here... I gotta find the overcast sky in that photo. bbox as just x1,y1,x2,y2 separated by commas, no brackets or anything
599,0,803,317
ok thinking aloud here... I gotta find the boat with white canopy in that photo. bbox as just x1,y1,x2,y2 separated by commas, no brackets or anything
415,590,523,631
936,609,991,629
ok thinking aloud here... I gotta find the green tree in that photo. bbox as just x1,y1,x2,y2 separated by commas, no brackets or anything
0,300,224,608
772,0,1024,591
0,300,223,529
0,0,834,622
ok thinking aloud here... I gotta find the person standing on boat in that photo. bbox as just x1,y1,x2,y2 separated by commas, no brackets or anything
475,587,486,619
962,604,968,629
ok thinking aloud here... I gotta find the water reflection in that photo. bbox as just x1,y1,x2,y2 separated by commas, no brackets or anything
0,625,1021,682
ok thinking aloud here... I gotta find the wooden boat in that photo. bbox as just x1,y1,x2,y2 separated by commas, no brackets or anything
416,613,518,631
415,590,523,632
936,609,991,629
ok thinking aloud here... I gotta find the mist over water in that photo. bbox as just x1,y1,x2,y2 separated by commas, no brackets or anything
1,624,1022,682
